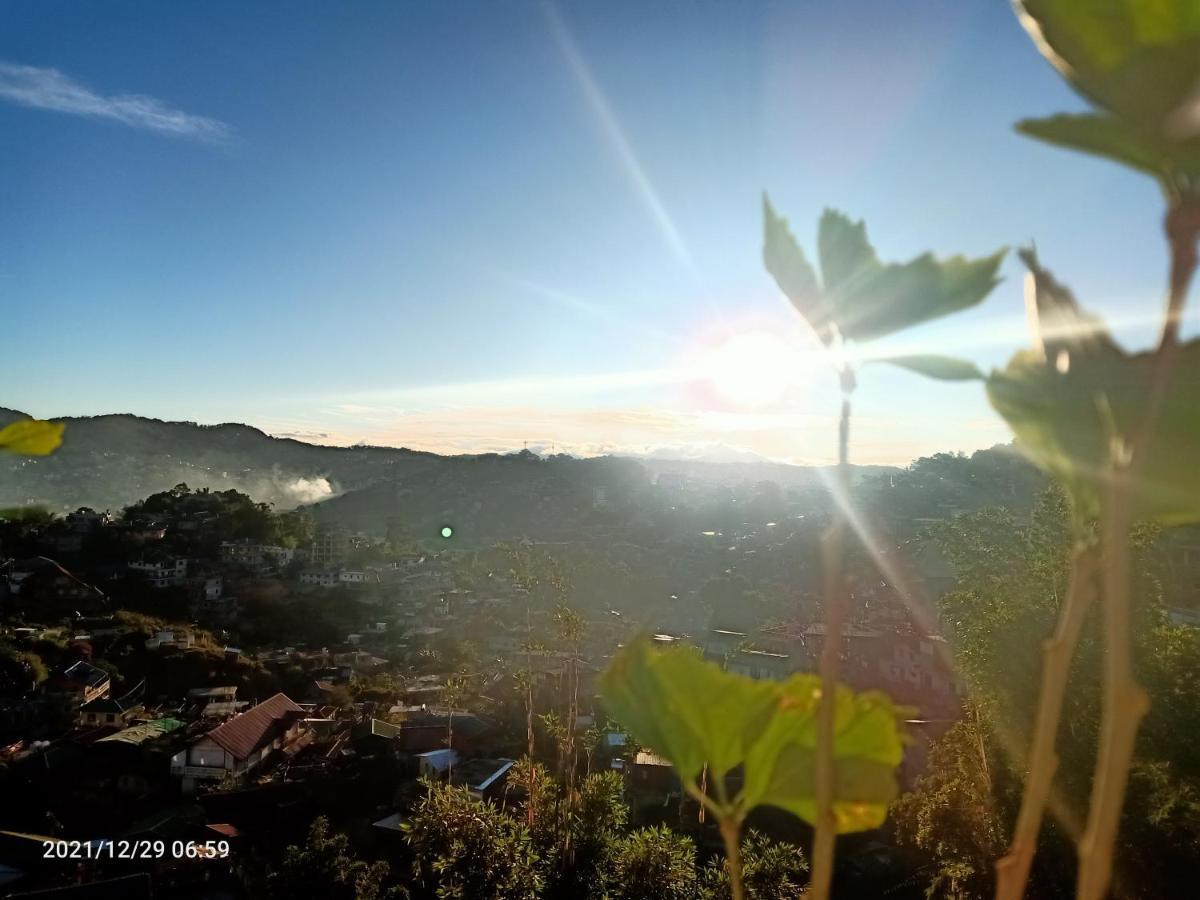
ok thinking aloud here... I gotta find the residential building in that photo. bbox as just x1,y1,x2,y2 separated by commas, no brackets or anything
310,529,348,566
219,540,295,570
48,660,110,707
299,570,338,587
170,693,306,791
128,557,188,589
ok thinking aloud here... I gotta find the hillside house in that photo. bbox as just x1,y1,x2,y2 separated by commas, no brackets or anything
170,693,305,791
128,557,188,589
48,660,110,707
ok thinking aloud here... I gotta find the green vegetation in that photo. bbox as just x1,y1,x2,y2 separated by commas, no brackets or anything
600,639,906,899
595,4,1200,898
893,489,1200,898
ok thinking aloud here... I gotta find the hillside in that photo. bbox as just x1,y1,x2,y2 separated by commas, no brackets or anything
0,410,907,534
0,408,440,512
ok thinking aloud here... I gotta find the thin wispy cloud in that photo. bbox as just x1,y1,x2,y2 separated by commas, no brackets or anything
0,61,231,143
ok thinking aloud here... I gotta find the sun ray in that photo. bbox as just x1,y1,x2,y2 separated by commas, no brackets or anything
543,2,696,274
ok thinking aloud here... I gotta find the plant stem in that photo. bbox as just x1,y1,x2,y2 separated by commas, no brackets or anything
720,817,746,900
995,544,1097,900
1075,198,1199,900
1077,462,1147,900
810,379,853,900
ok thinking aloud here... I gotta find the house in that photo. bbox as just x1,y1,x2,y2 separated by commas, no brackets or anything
413,750,515,800
65,508,111,533
127,557,188,589
350,718,400,755
78,696,136,728
48,660,110,707
397,709,493,753
310,530,349,566
299,570,338,588
145,629,195,651
219,541,295,571
416,748,458,777
629,750,679,793
452,757,516,801
8,558,105,608
187,686,243,719
169,693,305,791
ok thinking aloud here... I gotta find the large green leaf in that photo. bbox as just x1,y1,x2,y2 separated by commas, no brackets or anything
1015,2,1200,179
600,640,909,832
986,251,1200,526
0,419,64,456
742,677,908,833
599,637,779,784
763,199,1004,347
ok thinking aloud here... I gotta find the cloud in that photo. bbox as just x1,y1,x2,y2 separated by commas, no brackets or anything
0,61,231,142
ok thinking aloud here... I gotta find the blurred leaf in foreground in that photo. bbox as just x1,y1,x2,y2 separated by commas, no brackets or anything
1015,0,1200,184
763,197,1004,346
0,419,65,456
986,250,1200,527
599,638,908,832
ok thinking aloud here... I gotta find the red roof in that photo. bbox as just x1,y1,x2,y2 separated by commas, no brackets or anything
205,693,302,761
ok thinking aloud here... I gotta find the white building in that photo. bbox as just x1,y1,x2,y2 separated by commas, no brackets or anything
128,558,188,588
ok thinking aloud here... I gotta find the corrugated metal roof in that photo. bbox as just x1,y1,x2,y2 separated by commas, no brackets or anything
205,693,302,760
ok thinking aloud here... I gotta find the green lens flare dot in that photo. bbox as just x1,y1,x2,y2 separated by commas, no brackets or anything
440,525,454,539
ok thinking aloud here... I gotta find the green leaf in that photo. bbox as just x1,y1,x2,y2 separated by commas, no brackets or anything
986,251,1200,526
1015,2,1200,179
762,203,1005,346
878,355,984,381
599,637,779,785
763,196,833,341
0,419,65,456
742,677,908,833
600,642,910,833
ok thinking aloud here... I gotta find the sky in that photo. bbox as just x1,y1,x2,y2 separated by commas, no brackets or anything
2,1,1194,465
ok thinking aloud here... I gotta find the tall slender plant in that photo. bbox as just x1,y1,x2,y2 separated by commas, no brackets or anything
761,201,1005,898
987,4,1200,899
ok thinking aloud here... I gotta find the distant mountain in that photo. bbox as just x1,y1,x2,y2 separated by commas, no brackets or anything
0,410,899,536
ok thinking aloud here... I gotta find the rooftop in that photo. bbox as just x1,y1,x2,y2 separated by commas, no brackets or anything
205,693,303,761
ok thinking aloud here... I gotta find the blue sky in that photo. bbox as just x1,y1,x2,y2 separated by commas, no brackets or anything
1,1,1191,463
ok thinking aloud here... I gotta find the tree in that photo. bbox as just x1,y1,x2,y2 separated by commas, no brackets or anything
891,714,1006,900
556,770,628,899
700,830,809,900
599,825,698,900
271,816,392,900
0,644,48,694
402,779,542,900
896,488,1200,898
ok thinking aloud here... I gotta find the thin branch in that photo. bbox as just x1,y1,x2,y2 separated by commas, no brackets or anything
1075,197,1199,900
810,383,853,900
995,544,1098,900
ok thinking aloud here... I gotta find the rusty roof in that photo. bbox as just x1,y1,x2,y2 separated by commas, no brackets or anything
205,693,302,761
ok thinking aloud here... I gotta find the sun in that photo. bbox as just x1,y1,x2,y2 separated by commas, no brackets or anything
700,330,806,408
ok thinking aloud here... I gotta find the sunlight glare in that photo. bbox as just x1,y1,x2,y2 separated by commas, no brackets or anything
702,330,806,408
